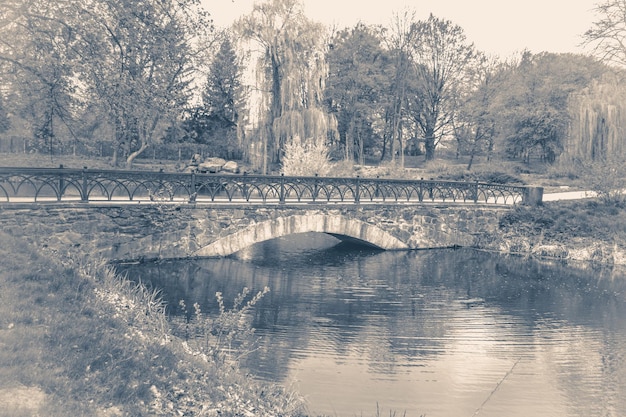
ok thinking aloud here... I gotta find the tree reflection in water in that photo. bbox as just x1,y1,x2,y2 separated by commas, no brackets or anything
117,233,626,417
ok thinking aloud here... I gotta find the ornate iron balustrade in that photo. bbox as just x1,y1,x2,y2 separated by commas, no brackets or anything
0,167,529,205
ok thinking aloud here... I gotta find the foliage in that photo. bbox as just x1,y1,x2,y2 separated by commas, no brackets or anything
380,10,417,164
178,33,246,160
180,107,242,159
281,139,332,176
494,52,606,164
185,32,247,160
203,34,244,129
0,94,9,134
0,0,78,154
499,200,626,242
566,71,626,161
0,0,213,167
236,0,335,173
452,55,503,169
506,106,567,163
326,23,391,164
0,232,307,416
407,14,479,161
579,155,626,204
175,287,270,366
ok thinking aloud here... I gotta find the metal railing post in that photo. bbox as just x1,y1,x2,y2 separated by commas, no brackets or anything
279,173,285,204
189,172,197,203
243,172,249,202
81,167,88,202
355,176,360,204
474,180,479,203
429,178,434,200
58,165,64,201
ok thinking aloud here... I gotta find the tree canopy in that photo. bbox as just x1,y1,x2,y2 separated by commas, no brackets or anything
0,0,619,173
236,0,335,173
0,0,212,166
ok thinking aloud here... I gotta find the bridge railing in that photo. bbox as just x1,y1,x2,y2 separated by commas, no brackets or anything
0,167,533,205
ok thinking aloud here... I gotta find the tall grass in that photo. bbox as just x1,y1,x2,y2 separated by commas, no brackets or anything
0,232,307,416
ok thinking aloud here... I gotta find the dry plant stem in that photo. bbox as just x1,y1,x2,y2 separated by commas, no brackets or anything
471,357,521,417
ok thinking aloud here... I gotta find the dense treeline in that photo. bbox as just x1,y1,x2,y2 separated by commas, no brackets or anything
1,0,626,173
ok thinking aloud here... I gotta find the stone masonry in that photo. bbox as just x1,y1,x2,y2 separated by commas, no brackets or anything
0,203,509,261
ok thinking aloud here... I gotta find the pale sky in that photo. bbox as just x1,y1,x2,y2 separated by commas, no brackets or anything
203,0,601,58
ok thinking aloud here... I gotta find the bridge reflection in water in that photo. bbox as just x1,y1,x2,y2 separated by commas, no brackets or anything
0,167,536,205
117,239,626,417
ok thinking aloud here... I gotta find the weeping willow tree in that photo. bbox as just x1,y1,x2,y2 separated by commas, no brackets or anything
567,73,626,161
236,0,337,173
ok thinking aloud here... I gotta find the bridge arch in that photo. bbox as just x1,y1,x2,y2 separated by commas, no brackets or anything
193,214,409,257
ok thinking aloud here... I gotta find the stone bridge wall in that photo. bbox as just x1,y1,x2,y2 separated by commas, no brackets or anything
0,204,508,261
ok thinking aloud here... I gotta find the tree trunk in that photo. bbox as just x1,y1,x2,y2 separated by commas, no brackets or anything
398,117,405,168
112,146,119,167
346,118,355,162
270,50,282,165
424,132,436,161
126,140,149,169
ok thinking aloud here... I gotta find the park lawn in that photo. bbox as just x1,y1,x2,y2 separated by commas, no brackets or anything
0,153,179,172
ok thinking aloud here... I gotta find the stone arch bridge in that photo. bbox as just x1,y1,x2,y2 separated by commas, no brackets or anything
0,168,541,260
1,204,509,261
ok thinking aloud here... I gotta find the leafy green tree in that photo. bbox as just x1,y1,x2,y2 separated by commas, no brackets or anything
203,35,243,134
236,0,335,173
452,55,503,169
183,33,246,159
326,23,391,164
0,0,78,154
496,52,606,163
407,14,478,161
73,0,212,167
0,0,212,166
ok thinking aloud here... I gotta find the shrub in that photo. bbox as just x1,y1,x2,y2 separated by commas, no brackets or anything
281,140,332,177
174,286,270,366
579,156,626,204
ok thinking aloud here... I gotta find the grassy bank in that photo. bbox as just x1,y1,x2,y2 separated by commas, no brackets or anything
0,232,305,417
494,199,626,265
500,200,626,240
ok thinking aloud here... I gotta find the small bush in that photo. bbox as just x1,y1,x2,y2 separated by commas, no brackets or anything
282,140,332,177
174,286,270,366
578,156,626,204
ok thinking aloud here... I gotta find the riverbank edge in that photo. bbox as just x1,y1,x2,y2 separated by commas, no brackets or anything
479,233,626,267
3,200,624,415
477,201,626,269
0,232,306,417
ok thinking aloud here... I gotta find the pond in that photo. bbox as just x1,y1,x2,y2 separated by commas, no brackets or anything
117,233,626,417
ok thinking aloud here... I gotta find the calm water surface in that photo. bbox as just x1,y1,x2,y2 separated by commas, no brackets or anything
118,233,626,417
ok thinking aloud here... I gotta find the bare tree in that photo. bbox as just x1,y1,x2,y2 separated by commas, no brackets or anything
584,0,626,66
382,9,417,166
452,54,503,169
407,14,478,161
